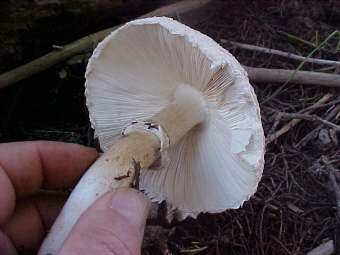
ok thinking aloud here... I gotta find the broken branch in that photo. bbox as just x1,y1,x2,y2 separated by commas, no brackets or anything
279,113,340,131
266,93,333,145
296,104,340,148
244,66,340,88
223,40,340,67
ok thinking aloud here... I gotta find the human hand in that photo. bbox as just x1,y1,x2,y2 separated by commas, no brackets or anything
0,141,150,255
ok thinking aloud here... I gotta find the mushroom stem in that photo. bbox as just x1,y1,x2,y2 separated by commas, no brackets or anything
38,84,207,255
150,84,207,145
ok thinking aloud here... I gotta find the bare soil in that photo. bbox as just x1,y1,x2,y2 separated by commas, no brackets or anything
0,0,339,254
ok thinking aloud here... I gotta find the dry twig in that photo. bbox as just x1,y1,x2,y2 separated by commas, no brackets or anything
279,113,340,131
179,246,208,254
299,98,340,113
297,104,340,148
266,93,333,144
244,66,340,88
222,40,340,67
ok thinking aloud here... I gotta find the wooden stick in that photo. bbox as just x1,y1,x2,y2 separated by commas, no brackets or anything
299,98,340,113
180,246,208,253
279,113,340,131
266,93,333,145
244,66,340,88
222,40,340,67
0,0,211,89
296,104,340,148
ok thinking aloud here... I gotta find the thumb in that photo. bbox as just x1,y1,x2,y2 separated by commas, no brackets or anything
58,188,150,255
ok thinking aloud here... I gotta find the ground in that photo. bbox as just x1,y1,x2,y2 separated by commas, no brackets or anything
0,0,339,254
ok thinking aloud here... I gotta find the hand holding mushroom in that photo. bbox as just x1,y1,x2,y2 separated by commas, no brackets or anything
39,17,265,255
0,141,150,255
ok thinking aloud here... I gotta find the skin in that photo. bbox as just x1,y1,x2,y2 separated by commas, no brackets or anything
0,141,150,255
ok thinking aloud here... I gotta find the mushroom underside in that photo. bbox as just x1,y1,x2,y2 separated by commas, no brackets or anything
85,17,265,218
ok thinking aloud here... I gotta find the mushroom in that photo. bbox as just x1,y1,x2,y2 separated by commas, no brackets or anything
38,17,265,255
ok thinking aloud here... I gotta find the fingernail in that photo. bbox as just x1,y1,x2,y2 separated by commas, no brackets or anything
110,188,150,229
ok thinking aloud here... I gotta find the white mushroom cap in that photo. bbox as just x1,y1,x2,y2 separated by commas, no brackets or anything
85,17,265,220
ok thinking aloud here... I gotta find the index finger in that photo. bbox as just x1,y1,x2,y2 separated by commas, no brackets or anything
0,141,98,198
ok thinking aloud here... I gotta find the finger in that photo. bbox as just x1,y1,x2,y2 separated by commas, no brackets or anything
0,167,15,225
1,192,68,255
0,141,98,198
0,230,17,255
59,189,150,255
